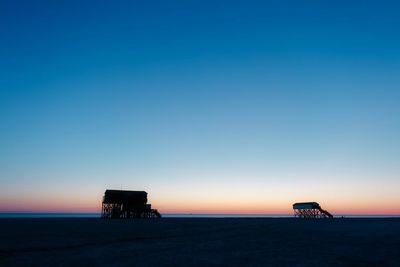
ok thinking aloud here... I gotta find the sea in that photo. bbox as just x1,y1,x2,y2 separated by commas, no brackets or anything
0,213,399,218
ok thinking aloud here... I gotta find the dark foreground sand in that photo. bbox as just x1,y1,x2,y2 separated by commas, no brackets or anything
0,218,399,267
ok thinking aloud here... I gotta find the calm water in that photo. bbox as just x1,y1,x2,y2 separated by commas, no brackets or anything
0,213,399,218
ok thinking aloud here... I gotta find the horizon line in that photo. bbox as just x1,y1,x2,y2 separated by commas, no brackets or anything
1,211,400,216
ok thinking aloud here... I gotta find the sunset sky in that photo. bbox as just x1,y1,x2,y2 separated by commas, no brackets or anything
1,1,400,214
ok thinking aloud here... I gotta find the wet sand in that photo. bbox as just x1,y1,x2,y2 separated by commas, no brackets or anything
0,218,399,266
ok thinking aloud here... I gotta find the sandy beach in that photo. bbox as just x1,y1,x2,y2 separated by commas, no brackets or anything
0,218,399,266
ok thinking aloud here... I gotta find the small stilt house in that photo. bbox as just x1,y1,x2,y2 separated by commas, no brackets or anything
293,202,333,218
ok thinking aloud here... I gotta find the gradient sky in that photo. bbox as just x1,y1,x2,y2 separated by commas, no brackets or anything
1,1,400,214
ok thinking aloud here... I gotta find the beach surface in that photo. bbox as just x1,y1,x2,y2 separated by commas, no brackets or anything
0,218,399,267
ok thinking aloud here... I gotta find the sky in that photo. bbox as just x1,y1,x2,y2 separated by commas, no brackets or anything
1,1,400,214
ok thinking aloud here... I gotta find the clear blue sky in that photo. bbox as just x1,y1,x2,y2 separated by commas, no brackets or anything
1,1,400,213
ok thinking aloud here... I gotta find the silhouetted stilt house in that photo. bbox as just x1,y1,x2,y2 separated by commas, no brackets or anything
293,202,333,218
102,190,161,219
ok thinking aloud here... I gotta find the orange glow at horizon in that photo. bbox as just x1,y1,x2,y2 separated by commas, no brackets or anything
1,197,399,215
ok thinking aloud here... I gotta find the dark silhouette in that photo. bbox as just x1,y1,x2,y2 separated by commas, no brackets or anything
293,202,333,218
101,190,161,219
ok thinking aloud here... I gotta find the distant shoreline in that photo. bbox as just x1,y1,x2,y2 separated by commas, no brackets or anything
1,212,400,218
